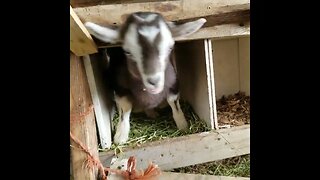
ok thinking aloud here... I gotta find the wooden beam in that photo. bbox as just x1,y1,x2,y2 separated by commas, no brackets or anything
176,22,250,41
96,22,250,48
159,172,250,180
73,0,249,26
71,0,168,8
99,125,250,171
176,9,250,28
70,53,99,179
108,171,249,180
70,6,97,56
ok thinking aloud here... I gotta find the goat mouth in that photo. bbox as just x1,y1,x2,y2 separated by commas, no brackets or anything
145,87,163,94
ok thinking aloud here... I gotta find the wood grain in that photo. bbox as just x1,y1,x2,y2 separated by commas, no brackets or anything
99,125,250,170
70,53,99,180
73,0,249,26
70,6,97,56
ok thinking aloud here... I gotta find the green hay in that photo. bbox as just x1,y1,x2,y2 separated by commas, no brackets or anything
172,155,250,177
106,100,210,153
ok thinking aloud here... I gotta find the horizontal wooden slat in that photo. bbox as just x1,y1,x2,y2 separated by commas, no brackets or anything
176,22,250,42
95,22,250,48
179,10,249,28
70,5,98,56
71,0,170,8
108,172,250,180
73,0,249,26
99,125,250,170
159,172,250,180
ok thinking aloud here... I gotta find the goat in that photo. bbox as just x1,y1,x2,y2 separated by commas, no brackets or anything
85,12,206,144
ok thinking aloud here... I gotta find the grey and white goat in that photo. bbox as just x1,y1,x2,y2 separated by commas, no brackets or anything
85,12,206,144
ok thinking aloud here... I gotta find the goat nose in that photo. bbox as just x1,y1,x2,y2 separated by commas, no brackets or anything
147,77,160,86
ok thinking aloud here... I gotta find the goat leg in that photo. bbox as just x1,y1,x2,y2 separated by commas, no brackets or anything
114,95,132,144
167,93,189,130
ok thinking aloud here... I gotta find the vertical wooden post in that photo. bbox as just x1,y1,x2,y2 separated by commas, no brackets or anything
70,53,99,180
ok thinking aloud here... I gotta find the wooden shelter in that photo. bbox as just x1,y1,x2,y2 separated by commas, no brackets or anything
70,0,250,179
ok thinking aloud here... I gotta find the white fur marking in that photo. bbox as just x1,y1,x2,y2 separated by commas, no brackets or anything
143,14,158,22
138,26,160,43
167,94,189,130
144,72,164,90
167,94,178,102
114,95,132,144
122,15,174,94
133,13,157,22
123,24,141,62
158,21,174,71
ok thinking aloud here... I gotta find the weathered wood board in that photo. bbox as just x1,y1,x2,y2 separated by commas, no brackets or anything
108,171,250,180
99,125,250,171
70,6,97,56
70,53,99,179
83,53,114,149
73,0,249,25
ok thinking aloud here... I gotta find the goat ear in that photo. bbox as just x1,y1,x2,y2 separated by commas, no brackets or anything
167,18,206,38
84,22,120,44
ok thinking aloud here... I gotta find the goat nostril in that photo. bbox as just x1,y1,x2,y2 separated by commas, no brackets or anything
147,77,160,86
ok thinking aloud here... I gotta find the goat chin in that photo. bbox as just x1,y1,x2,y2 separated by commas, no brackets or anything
146,87,163,94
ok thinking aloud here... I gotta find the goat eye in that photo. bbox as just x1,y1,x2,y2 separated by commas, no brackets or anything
124,50,131,56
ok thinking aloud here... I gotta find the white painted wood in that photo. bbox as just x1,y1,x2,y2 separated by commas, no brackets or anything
175,40,214,129
204,39,215,129
83,55,112,149
212,39,240,99
210,37,250,99
205,39,219,130
99,125,250,171
239,37,250,96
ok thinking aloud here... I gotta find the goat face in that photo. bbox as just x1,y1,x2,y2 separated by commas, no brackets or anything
85,12,206,94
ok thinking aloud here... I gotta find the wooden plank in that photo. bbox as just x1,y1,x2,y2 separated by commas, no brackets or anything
71,0,104,8
71,0,171,8
108,171,249,180
239,37,250,96
96,23,250,48
175,40,214,129
73,0,249,26
70,53,99,179
204,39,215,129
174,22,250,42
99,125,250,171
212,38,240,99
176,9,249,28
159,172,250,180
83,54,113,149
70,5,97,56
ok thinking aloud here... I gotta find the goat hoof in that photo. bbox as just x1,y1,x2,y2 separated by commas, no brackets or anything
114,132,129,145
177,122,189,131
174,114,189,130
